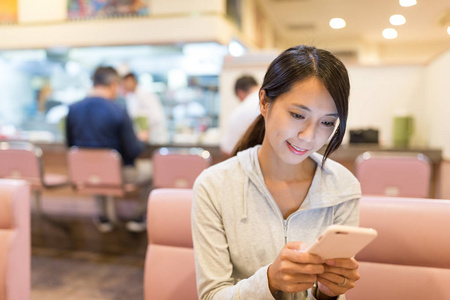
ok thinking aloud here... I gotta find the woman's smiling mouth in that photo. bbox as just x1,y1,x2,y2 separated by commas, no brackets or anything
286,141,309,155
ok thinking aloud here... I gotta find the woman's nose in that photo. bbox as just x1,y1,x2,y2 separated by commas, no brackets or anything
297,122,315,142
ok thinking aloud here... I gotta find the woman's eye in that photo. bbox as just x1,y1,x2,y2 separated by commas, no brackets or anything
322,121,336,127
291,113,304,119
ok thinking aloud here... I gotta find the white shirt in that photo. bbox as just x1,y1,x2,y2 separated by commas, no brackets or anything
125,88,169,144
220,91,261,155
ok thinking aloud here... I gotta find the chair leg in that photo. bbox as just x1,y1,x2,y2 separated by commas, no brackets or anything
34,190,42,217
105,196,117,223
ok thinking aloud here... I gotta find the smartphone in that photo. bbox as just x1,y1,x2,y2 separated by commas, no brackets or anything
306,225,378,260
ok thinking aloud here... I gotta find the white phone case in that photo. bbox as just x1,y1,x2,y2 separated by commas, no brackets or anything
306,225,378,260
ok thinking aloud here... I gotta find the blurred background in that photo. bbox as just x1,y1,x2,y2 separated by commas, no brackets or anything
0,0,449,156
1,1,450,299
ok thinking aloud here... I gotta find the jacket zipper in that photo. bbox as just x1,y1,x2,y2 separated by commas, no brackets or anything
283,219,288,245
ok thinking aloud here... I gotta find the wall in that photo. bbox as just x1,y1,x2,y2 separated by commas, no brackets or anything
424,49,450,160
346,65,426,147
152,0,224,15
18,0,66,23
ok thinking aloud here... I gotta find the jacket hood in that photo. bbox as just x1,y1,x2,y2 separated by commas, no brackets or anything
236,145,361,213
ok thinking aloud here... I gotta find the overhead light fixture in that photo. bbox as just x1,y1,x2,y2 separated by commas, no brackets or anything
329,18,346,29
228,40,246,57
390,14,406,25
448,26,450,35
399,0,417,7
383,28,398,39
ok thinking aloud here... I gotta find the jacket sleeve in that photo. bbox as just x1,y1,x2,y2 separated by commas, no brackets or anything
191,173,275,300
333,198,360,227
118,109,144,165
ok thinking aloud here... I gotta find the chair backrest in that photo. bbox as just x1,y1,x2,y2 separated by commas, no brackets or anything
67,147,125,196
355,151,431,198
144,188,197,300
346,196,450,300
152,147,211,189
0,179,30,300
0,141,43,189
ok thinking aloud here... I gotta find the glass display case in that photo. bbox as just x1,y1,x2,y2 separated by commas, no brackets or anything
0,42,227,144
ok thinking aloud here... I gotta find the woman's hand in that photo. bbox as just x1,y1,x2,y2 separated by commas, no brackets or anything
267,241,325,295
316,257,360,298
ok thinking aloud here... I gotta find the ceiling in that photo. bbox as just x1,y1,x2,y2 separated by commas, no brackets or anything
259,0,450,64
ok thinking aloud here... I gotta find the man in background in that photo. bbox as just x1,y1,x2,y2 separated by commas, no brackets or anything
66,66,150,233
122,72,168,145
220,75,260,156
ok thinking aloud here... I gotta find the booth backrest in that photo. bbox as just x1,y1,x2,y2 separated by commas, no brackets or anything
0,142,43,189
355,152,431,198
152,148,211,189
0,179,30,300
144,188,197,300
67,147,130,197
346,196,450,300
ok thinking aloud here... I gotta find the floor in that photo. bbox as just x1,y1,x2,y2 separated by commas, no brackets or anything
31,248,144,300
30,193,148,300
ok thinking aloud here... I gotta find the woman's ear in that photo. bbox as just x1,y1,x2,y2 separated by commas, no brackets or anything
259,89,268,118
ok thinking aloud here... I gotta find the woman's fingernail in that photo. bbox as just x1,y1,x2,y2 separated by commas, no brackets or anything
326,259,335,265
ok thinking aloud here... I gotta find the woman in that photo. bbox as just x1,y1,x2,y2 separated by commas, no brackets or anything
192,45,361,300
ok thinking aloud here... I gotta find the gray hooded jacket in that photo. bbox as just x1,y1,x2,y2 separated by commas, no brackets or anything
192,146,361,300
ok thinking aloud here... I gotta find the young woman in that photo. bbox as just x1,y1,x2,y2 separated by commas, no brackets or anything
192,45,361,300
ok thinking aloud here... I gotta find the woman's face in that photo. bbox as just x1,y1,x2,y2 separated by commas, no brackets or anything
260,76,338,166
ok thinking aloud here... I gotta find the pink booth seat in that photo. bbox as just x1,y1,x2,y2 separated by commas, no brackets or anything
355,151,431,198
144,189,197,300
346,196,450,300
0,141,69,214
0,179,30,300
152,148,211,189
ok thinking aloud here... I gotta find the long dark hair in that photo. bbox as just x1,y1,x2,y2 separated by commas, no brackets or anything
231,45,350,165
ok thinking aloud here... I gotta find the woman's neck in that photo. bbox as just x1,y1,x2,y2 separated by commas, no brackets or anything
257,144,316,183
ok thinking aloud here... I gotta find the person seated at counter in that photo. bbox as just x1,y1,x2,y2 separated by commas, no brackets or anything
65,66,151,233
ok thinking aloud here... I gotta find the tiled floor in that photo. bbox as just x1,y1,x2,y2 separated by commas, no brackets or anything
31,248,145,300
31,193,147,299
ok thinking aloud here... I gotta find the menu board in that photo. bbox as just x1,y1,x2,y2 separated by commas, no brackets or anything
0,0,17,23
68,0,149,19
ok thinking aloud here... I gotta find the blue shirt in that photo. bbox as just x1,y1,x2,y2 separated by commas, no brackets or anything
66,97,144,165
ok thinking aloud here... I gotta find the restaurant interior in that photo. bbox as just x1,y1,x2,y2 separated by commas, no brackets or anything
0,0,449,299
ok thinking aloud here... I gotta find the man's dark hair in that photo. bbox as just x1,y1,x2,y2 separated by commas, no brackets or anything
123,72,137,81
92,66,119,87
234,75,258,95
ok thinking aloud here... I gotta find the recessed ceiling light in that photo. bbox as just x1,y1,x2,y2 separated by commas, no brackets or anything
390,14,406,26
383,28,398,39
228,40,246,57
399,0,417,7
447,26,450,35
329,18,346,29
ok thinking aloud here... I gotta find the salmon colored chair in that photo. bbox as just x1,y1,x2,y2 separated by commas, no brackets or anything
355,151,431,198
346,196,450,300
152,147,211,189
0,141,68,214
67,147,143,220
0,179,30,300
144,189,197,300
